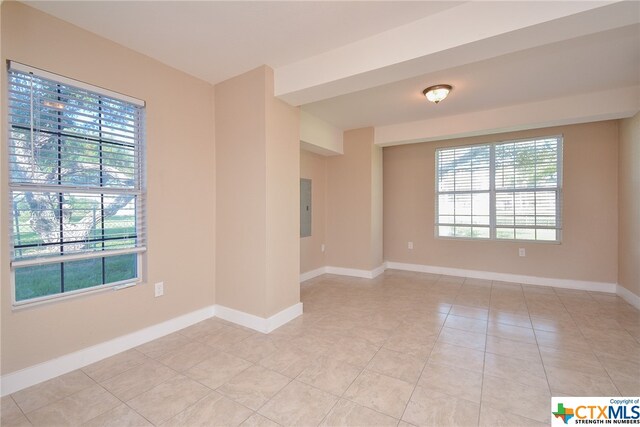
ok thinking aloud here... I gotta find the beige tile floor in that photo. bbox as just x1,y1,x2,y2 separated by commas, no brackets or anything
2,270,640,426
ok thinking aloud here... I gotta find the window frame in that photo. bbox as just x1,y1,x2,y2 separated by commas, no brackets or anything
7,62,147,308
434,135,563,243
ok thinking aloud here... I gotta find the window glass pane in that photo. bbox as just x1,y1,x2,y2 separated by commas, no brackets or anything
15,263,62,301
472,216,490,225
103,198,137,248
11,190,62,259
534,139,558,188
14,255,137,302
454,194,471,216
436,137,561,242
536,216,556,227
472,193,490,225
536,191,557,226
8,66,144,303
438,226,455,237
455,215,471,225
514,192,535,216
437,145,490,192
438,194,454,215
64,258,103,292
454,226,472,238
61,137,101,187
536,229,557,241
11,192,47,259
495,190,558,240
515,215,535,226
105,254,137,283
472,227,490,239
439,215,454,224
496,216,514,226
455,169,472,191
515,228,536,240
496,138,559,190
11,191,138,259
496,228,515,239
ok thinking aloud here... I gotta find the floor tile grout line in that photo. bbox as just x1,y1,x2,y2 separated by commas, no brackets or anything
398,277,452,425
551,285,624,397
314,310,403,427
474,280,499,426
156,387,254,426
319,274,449,425
7,394,29,420
147,326,278,423
15,272,638,426
78,382,127,425
81,348,148,382
228,368,295,415
523,285,558,403
114,332,256,425
121,399,156,426
14,371,99,417
479,281,562,426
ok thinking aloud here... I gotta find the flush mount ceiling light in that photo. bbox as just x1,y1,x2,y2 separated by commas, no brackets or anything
423,84,452,104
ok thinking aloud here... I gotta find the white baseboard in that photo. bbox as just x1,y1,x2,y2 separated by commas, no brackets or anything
215,302,303,334
265,303,304,332
4,259,627,397
325,264,386,279
617,285,640,310
1,300,304,396
385,261,617,293
301,264,386,282
300,267,327,282
371,264,386,278
1,305,216,397
325,266,372,278
308,261,621,296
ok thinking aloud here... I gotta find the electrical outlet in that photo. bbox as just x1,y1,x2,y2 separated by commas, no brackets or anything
155,282,164,297
408,241,414,250
321,244,325,252
519,248,526,257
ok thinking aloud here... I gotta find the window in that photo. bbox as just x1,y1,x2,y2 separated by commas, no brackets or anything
7,62,146,305
436,136,562,242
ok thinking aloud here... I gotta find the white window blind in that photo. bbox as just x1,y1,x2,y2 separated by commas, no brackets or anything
436,144,491,239
7,62,146,303
436,136,562,242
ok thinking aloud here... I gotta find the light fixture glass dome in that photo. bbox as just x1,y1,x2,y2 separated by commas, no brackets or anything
423,84,452,104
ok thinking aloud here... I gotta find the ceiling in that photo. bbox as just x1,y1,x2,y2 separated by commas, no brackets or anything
26,1,461,85
24,0,640,145
303,24,640,130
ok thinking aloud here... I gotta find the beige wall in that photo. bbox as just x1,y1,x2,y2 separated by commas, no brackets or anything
384,121,619,283
215,67,267,316
300,149,327,273
371,141,384,269
1,2,216,374
326,128,383,271
619,113,640,297
215,66,300,318
265,70,300,315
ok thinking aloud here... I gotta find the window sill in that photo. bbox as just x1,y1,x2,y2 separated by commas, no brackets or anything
12,278,142,311
434,235,562,245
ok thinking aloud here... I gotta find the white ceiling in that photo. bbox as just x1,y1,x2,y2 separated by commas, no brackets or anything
302,24,640,130
26,1,461,85
23,0,640,144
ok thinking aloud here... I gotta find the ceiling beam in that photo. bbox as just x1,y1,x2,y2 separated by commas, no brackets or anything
374,86,640,146
275,1,634,106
